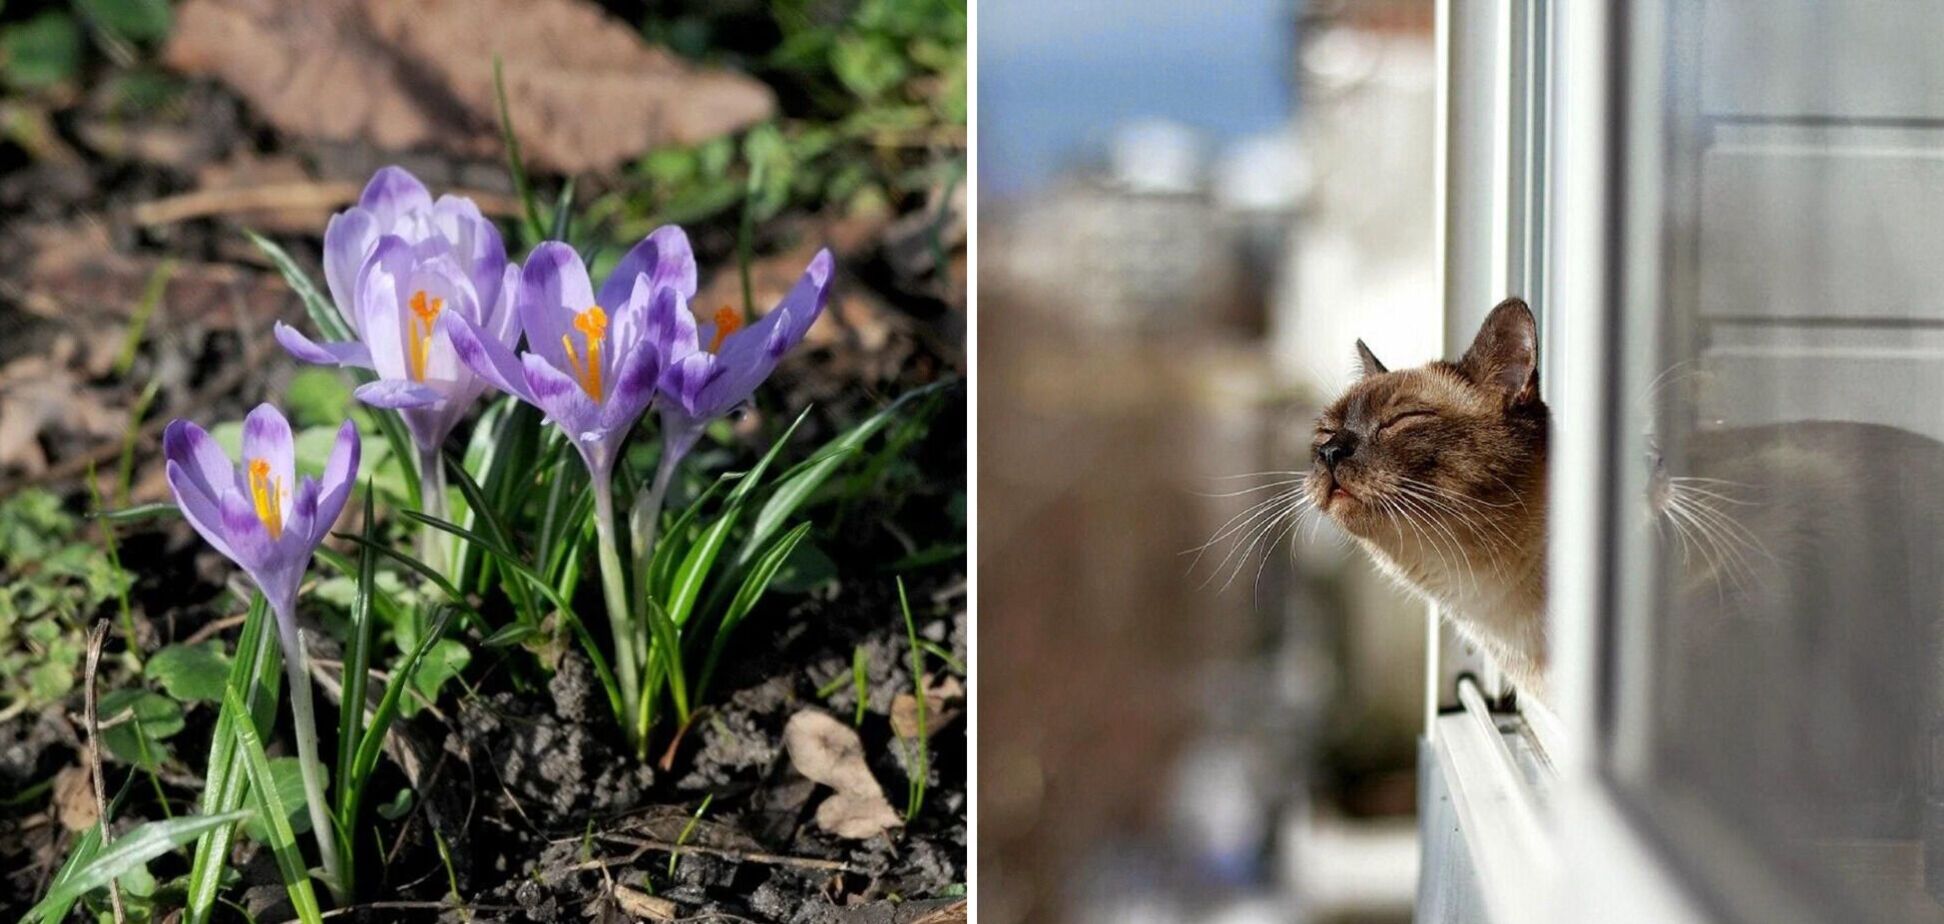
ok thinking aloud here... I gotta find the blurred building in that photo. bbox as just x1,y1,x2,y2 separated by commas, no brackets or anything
979,2,1438,922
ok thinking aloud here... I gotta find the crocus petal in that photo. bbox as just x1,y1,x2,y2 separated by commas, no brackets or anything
323,208,377,333
166,459,234,559
218,488,276,574
441,311,534,403
777,248,835,345
241,405,297,520
313,420,360,544
357,236,417,381
360,166,433,227
283,477,321,555
518,242,596,375
599,225,697,310
163,419,238,503
219,488,304,611
431,194,507,306
648,273,699,359
603,272,657,364
485,263,522,348
599,287,676,435
274,322,373,369
400,254,481,389
521,353,598,429
659,350,722,417
354,380,445,408
697,307,790,415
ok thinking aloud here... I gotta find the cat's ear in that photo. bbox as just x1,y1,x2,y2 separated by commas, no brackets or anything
1355,339,1388,377
1460,297,1540,404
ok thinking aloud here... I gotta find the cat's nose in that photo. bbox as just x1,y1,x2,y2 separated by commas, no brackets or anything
1317,433,1356,470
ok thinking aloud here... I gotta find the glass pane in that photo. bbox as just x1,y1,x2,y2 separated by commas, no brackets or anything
1616,3,1944,922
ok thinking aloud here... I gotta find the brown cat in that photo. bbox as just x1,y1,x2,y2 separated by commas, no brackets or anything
1308,298,1551,695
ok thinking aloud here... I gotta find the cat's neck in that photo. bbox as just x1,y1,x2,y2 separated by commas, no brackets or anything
1354,476,1549,686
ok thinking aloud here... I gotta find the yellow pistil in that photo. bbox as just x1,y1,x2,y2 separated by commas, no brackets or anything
407,289,445,382
709,305,741,353
247,458,284,539
560,305,609,400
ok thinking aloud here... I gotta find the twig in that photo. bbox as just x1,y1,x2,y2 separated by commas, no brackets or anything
552,832,853,874
273,900,518,923
83,620,127,924
182,612,249,646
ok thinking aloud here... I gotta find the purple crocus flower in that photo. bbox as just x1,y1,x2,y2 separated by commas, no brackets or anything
164,405,359,620
442,227,697,479
273,166,519,454
163,404,357,892
656,249,834,466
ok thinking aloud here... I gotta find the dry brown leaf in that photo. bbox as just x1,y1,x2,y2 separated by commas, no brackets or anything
890,674,964,741
0,340,127,476
611,884,676,921
911,903,970,924
164,0,774,173
813,791,903,842
53,766,98,832
15,222,290,326
783,709,902,840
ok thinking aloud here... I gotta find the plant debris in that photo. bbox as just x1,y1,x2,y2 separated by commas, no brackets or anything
785,708,903,840
163,0,775,172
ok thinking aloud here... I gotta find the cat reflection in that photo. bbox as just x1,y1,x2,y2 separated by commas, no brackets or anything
1652,417,1944,857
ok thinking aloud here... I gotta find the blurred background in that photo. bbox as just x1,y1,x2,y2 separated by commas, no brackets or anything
978,0,1435,921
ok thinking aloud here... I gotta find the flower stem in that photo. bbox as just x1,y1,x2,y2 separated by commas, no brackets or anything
591,468,643,744
272,604,345,903
416,446,449,578
629,450,681,620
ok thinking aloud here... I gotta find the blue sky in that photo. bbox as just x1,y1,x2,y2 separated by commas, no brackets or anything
979,0,1298,197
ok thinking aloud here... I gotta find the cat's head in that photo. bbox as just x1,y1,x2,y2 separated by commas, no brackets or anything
1307,298,1548,539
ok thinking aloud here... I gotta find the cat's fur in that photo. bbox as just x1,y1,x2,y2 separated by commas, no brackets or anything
1308,299,1551,695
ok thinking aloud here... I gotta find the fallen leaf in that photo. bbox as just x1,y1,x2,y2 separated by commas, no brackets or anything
784,709,902,840
14,222,290,326
911,903,970,924
611,884,676,921
890,674,964,741
53,765,97,832
0,339,127,476
163,0,775,173
814,791,904,842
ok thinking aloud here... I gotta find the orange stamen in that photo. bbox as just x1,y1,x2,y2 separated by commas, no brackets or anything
562,305,608,400
247,458,284,539
407,289,445,382
709,305,741,353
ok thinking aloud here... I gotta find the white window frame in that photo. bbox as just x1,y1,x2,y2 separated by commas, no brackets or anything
1545,1,1714,920
1423,2,1719,921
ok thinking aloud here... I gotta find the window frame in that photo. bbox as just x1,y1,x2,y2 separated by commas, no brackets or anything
1545,1,1715,921
1426,1,1722,921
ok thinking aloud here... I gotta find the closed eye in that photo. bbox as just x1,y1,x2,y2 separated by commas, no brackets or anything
1313,428,1337,445
1378,410,1436,432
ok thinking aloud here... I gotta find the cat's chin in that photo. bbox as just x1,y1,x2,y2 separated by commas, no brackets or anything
1318,488,1376,534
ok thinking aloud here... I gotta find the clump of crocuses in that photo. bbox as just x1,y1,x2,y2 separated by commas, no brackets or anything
443,224,833,731
165,405,357,895
164,165,832,898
